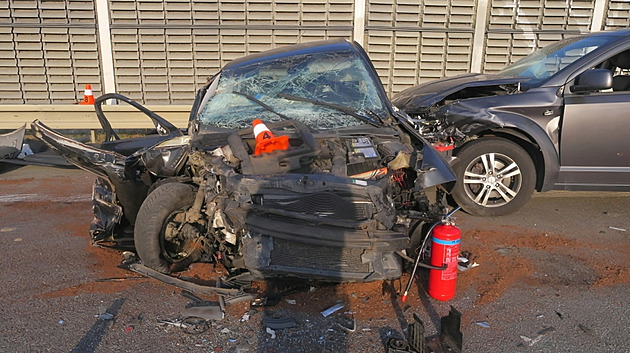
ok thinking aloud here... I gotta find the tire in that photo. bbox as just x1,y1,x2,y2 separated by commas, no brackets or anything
451,138,535,217
134,182,202,273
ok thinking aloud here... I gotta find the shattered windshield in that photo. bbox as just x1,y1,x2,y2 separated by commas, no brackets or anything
498,35,619,86
197,50,387,130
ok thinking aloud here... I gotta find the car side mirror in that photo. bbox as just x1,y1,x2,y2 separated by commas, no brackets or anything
570,69,612,93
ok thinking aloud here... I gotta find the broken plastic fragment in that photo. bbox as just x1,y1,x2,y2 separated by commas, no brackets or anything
266,327,276,339
475,321,490,328
100,313,115,320
321,303,344,317
520,327,555,346
458,261,480,272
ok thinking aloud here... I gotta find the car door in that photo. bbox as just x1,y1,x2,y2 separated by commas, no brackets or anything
560,50,630,189
93,93,184,156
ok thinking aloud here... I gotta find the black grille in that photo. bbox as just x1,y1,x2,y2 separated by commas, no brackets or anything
263,192,370,220
270,238,370,273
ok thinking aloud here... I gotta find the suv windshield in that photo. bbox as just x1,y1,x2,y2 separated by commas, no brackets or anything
197,50,387,130
498,34,620,86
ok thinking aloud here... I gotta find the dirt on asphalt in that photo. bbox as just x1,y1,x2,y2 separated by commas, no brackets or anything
1,164,629,352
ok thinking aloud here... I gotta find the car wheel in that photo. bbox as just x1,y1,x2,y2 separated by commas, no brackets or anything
134,182,204,273
451,138,535,217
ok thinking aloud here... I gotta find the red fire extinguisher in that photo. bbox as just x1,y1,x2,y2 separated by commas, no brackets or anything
427,222,461,301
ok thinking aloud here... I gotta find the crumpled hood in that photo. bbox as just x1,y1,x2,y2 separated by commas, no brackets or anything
391,73,524,115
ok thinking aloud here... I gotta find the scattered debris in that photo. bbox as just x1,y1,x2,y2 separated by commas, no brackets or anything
335,315,356,333
240,313,250,322
0,125,25,159
100,313,114,320
124,262,242,297
458,260,480,272
1,125,73,167
457,251,479,271
220,327,231,334
263,316,297,330
386,307,463,353
438,306,463,353
578,324,593,334
224,292,256,305
608,226,627,232
58,320,64,324
96,276,144,282
555,310,564,320
266,327,276,339
475,321,490,328
159,318,209,334
536,314,544,319
125,315,142,330
285,299,296,305
181,317,210,334
181,306,224,321
251,293,282,307
520,327,555,346
321,303,344,317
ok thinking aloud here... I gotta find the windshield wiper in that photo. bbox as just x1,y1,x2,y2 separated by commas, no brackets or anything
232,91,290,120
277,93,380,127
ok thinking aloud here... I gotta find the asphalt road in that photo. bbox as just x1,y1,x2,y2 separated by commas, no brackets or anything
1,164,629,353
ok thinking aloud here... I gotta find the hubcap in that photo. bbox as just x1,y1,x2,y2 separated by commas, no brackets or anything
462,152,522,208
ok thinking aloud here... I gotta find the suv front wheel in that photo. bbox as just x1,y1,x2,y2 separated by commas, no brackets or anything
451,138,536,217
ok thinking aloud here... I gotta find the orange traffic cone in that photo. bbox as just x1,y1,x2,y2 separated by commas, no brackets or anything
252,119,289,155
79,84,94,105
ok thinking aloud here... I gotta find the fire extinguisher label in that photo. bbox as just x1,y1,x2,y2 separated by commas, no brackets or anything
432,238,460,246
441,244,459,281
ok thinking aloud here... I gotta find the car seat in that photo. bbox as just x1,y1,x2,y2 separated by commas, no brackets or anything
610,51,630,91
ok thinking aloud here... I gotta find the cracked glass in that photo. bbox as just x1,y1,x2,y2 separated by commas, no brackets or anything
197,50,387,130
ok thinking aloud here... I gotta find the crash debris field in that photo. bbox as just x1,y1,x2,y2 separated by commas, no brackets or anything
1,165,629,352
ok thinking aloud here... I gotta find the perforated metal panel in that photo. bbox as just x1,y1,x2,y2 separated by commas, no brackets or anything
604,0,630,29
365,0,476,95
0,0,628,106
0,0,100,104
108,0,354,104
482,0,597,73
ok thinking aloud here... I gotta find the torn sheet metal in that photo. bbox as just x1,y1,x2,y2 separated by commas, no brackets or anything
0,125,25,159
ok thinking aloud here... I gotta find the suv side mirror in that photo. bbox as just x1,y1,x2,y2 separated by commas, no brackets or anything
570,69,612,93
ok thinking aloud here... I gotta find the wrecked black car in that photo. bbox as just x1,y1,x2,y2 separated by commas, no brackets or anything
33,39,456,282
393,29,630,217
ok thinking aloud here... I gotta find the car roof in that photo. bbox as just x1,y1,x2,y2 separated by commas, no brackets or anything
223,39,361,70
